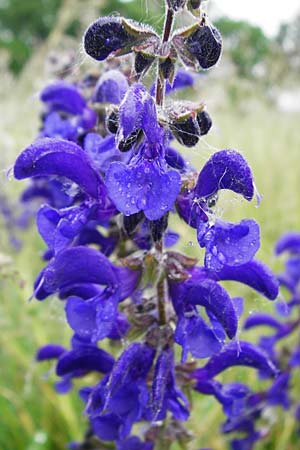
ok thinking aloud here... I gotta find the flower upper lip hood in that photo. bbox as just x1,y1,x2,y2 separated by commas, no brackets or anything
40,81,87,115
14,138,106,201
105,84,182,220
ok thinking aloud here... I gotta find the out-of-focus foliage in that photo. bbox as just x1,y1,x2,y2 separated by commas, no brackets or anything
215,16,271,78
276,13,300,73
102,0,163,28
0,0,62,74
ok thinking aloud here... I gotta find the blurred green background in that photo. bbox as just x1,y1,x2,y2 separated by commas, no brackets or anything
0,1,300,449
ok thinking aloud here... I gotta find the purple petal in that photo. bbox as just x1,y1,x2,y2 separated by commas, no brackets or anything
34,246,117,300
165,147,187,171
77,107,97,130
150,69,194,96
107,343,155,398
195,150,254,201
84,134,132,172
151,347,173,420
55,376,73,394
244,313,284,331
14,138,105,199
113,266,140,301
267,373,290,409
193,341,279,380
42,112,78,141
92,415,122,441
56,346,114,376
175,314,224,361
37,203,91,253
198,219,260,271
105,159,181,220
40,81,86,115
166,69,194,93
117,436,154,450
93,70,129,104
36,344,66,361
275,232,300,255
118,83,148,139
209,259,279,300
65,296,97,340
186,279,238,339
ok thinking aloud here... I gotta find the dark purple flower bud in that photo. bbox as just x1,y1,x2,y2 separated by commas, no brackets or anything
159,56,176,83
197,110,212,136
84,16,159,62
118,129,142,152
123,211,144,236
150,213,169,242
165,147,187,171
171,116,200,147
167,101,205,147
172,22,222,71
134,52,156,78
195,149,254,201
106,108,119,134
186,24,222,70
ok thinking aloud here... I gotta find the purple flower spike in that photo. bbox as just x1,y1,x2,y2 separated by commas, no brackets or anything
198,219,260,271
14,138,106,200
275,232,300,255
195,150,254,201
193,341,279,380
209,259,279,300
93,70,129,104
105,159,181,220
40,81,86,115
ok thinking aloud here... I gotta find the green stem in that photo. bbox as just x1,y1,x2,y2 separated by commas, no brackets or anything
155,6,174,106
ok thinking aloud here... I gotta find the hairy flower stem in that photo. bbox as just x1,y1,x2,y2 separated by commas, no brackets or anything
155,240,167,326
155,5,174,106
